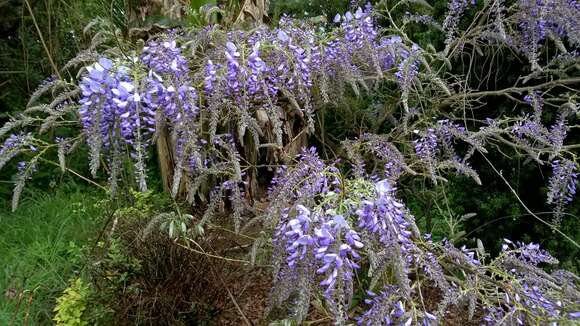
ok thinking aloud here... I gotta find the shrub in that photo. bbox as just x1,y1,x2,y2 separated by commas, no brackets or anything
0,0,579,324
53,278,90,326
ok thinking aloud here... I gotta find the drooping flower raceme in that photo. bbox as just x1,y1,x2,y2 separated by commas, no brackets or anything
267,150,580,325
284,204,315,269
314,214,363,321
356,179,418,297
269,150,457,324
79,57,155,191
357,286,437,326
141,38,198,160
442,0,477,52
514,0,580,69
0,133,35,170
547,159,577,221
413,119,480,184
512,93,569,155
69,4,430,203
480,239,577,324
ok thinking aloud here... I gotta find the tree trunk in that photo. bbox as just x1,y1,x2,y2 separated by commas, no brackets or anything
156,126,175,193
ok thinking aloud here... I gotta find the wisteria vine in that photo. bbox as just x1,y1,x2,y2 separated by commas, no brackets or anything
266,149,580,325
0,1,578,324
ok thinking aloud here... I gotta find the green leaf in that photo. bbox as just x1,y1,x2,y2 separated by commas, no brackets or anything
191,0,217,11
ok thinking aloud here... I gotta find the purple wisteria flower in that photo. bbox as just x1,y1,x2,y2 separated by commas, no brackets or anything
514,0,580,69
268,147,340,203
502,239,559,266
78,38,199,191
0,133,34,170
412,119,481,183
204,59,219,95
395,44,420,91
141,37,198,126
78,57,116,175
284,204,315,268
357,286,437,325
3,3,577,325
547,159,577,207
247,42,267,96
357,180,413,246
414,127,438,177
511,92,570,156
481,239,577,324
141,37,199,172
337,6,378,49
225,41,243,96
443,0,477,51
141,39,189,75
315,214,363,296
78,57,155,190
355,179,420,298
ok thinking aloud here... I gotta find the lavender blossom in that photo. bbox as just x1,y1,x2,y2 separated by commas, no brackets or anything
514,0,580,69
0,133,34,170
357,286,437,326
443,0,477,52
502,239,559,265
284,204,315,268
247,42,267,96
204,60,219,95
141,39,189,75
141,38,198,126
224,41,243,96
395,44,420,92
547,159,577,221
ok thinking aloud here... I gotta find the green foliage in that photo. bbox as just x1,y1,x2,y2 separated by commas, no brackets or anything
53,278,90,326
158,212,195,240
184,1,224,27
0,184,104,325
88,237,142,313
269,0,350,20
0,1,86,115
113,188,171,219
406,164,580,272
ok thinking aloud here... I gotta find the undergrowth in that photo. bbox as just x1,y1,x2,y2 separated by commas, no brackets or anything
0,183,104,325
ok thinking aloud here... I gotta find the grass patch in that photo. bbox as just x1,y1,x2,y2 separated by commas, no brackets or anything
0,183,104,325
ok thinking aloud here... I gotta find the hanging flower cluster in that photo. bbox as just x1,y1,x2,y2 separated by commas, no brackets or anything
412,119,481,184
78,57,155,191
439,0,579,69
277,203,364,323
547,158,578,221
511,92,569,155
442,0,477,52
68,4,428,202
267,149,446,324
141,39,198,126
480,239,578,324
0,1,577,325
358,286,437,325
513,0,580,69
266,149,579,325
0,133,35,170
11,2,577,220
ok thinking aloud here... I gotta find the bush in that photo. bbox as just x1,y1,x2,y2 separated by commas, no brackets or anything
53,278,90,326
0,0,579,324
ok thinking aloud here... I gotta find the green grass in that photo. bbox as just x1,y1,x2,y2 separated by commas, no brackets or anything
0,183,105,325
